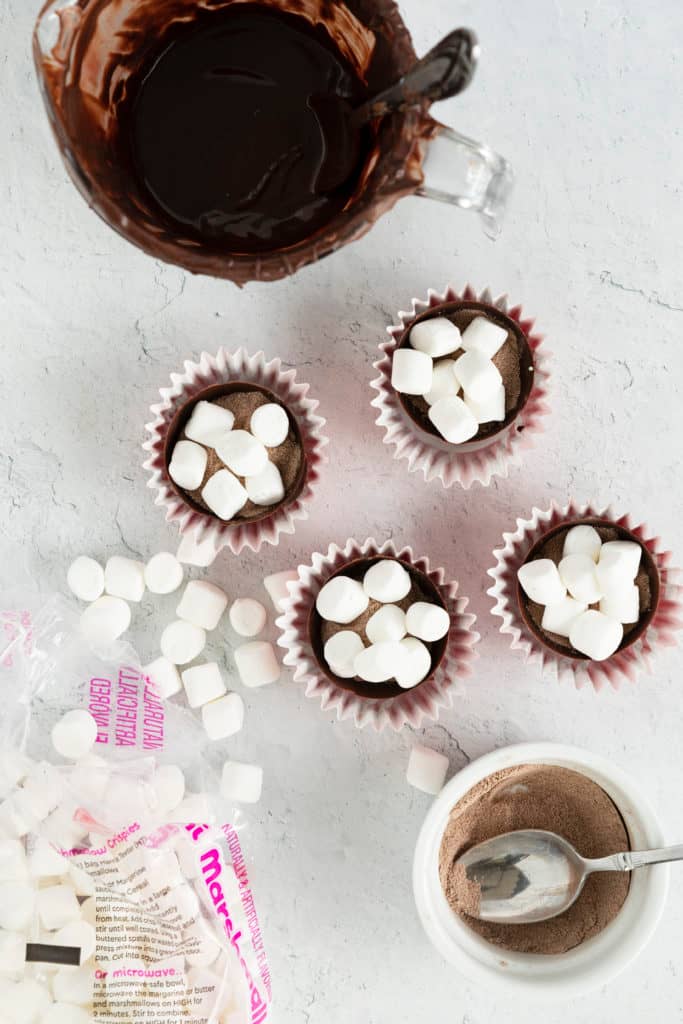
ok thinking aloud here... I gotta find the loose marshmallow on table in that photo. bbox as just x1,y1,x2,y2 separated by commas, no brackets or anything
264,570,298,613
423,360,460,406
323,631,365,678
354,641,403,683
395,637,432,688
80,595,131,646
391,348,433,395
229,598,267,638
459,316,508,359
234,641,281,688
0,880,35,930
558,554,603,604
454,349,502,402
66,556,104,603
144,551,184,594
37,883,80,930
202,693,245,740
215,430,268,477
595,540,642,591
250,403,290,448
245,461,285,506
160,620,207,664
177,531,219,568
406,744,449,795
169,440,208,490
569,609,623,661
202,469,249,521
51,710,97,760
541,595,588,638
316,576,369,624
464,384,506,424
151,764,186,813
144,655,182,699
562,524,602,563
600,585,640,625
409,316,462,358
428,396,479,443
104,556,146,602
221,761,263,804
181,663,227,708
363,560,411,603
177,580,228,631
185,400,235,446
405,602,450,642
366,605,407,644
517,559,566,606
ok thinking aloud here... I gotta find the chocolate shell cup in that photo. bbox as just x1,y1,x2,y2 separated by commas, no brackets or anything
370,284,551,489
143,349,328,555
487,500,683,690
276,538,479,730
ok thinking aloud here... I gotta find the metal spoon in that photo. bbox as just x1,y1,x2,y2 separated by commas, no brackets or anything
311,28,479,194
456,829,683,925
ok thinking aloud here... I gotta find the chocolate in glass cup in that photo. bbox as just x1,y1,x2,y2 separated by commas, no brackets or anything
33,0,512,285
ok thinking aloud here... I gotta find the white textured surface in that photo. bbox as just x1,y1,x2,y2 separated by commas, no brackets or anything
2,0,683,1020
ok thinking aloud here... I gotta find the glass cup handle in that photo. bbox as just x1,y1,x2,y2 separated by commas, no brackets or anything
417,119,514,239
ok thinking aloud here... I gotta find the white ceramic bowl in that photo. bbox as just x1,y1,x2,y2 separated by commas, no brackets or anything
413,742,669,999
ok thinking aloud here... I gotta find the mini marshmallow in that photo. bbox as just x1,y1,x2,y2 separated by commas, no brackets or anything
185,400,235,446
144,551,184,594
67,864,95,897
234,641,281,688
21,763,64,820
362,560,411,604
79,896,96,925
391,348,433,395
151,764,186,813
229,598,267,638
460,316,508,359
52,963,94,1006
66,556,104,603
80,595,131,646
202,469,249,521
44,1003,92,1024
104,556,146,602
160,620,207,665
405,601,450,642
54,920,96,964
354,641,403,683
409,316,462,358
202,693,245,741
422,360,460,406
406,744,449,795
0,752,32,793
181,662,227,708
428,395,479,443
562,524,602,563
221,761,263,804
395,637,431,688
0,929,25,973
0,881,35,930
0,796,31,838
569,610,623,661
263,570,298,613
316,576,369,624
215,430,268,477
517,559,566,605
173,793,213,824
0,839,27,881
184,921,222,968
245,461,285,506
453,349,503,402
26,837,67,878
559,554,603,604
464,383,506,423
596,541,642,591
37,883,81,930
250,403,290,448
541,595,588,638
600,584,640,624
144,848,183,893
51,710,98,761
365,605,407,644
323,630,365,678
177,579,228,631
144,655,182,699
9,979,51,1023
177,531,219,568
169,440,207,490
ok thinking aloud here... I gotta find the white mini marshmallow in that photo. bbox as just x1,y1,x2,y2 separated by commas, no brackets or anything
202,693,245,741
316,576,369,624
173,792,213,824
52,963,94,1006
68,863,95,897
144,655,182,699
600,585,640,624
569,610,623,661
0,929,25,972
184,921,222,968
428,395,479,443
263,570,298,612
66,556,104,603
229,598,267,638
517,559,566,605
245,461,285,506
51,710,97,761
169,440,207,490
104,556,146,602
250,403,290,448
177,531,219,568
44,1003,92,1024
80,595,131,646
422,360,460,406
177,579,228,631
0,795,31,838
541,595,588,638
0,839,27,881
453,349,502,402
202,469,249,521
365,605,407,644
391,348,433,395
215,430,268,477
562,524,602,563
144,551,184,594
354,641,403,683
596,540,642,591
405,601,450,642
37,883,80,930
221,761,263,804
234,641,281,688
144,848,183,892
460,316,508,359
80,896,96,925
10,980,51,1023
406,744,449,795
185,400,235,446
151,765,186,813
362,560,411,603
0,880,35,930
559,554,603,604
464,383,506,424
54,920,96,964
160,620,207,665
395,637,432,688
409,316,462,358
181,663,227,708
323,631,365,678
0,752,32,793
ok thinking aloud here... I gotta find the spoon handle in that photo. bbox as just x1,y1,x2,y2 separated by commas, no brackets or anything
587,844,683,873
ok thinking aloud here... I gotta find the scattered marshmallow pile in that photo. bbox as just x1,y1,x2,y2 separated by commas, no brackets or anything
316,560,450,688
169,399,291,520
392,315,509,443
406,744,449,795
517,524,644,661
